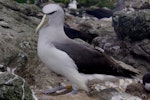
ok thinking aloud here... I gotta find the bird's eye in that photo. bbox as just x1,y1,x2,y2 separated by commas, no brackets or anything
48,11,56,15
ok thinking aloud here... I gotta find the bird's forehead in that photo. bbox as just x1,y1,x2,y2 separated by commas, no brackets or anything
42,4,59,14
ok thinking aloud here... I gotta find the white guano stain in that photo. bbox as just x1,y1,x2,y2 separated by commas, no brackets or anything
31,89,38,100
22,78,25,100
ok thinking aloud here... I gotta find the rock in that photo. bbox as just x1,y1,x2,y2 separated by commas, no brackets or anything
92,36,127,59
112,9,150,41
0,0,41,16
126,83,150,100
113,0,150,11
129,39,150,62
0,0,40,75
65,11,115,37
92,35,150,74
124,0,150,9
140,40,150,54
98,88,142,100
113,0,125,11
0,72,34,100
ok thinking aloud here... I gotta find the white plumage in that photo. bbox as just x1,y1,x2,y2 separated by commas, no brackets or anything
144,83,150,91
37,4,89,91
68,0,77,9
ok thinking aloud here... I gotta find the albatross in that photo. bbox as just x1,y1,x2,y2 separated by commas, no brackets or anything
68,0,77,10
143,73,150,92
36,4,137,94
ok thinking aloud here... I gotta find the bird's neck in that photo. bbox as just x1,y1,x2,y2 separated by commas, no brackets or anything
39,25,68,42
49,19,64,27
48,12,65,27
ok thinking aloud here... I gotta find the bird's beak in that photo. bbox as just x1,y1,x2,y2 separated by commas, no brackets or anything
35,14,47,34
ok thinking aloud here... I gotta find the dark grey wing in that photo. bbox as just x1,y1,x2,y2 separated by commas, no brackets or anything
53,40,137,77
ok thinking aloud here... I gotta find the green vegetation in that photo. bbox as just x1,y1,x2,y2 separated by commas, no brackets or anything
15,0,35,4
97,0,116,8
54,0,69,4
15,0,116,9
15,0,26,3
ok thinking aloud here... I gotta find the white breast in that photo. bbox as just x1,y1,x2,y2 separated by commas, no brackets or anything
144,83,150,91
37,39,76,74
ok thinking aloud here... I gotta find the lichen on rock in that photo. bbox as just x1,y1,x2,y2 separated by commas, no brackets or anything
0,72,34,100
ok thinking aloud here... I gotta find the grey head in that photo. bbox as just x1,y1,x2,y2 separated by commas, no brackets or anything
36,4,65,34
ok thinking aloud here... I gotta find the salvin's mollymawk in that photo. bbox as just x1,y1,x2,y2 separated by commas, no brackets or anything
86,8,113,19
64,24,98,43
36,4,137,93
68,0,77,10
143,73,150,92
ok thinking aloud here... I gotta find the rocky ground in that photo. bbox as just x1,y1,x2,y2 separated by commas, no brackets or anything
0,0,150,100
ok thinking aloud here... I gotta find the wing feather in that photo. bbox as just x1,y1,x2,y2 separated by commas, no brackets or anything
53,40,137,77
